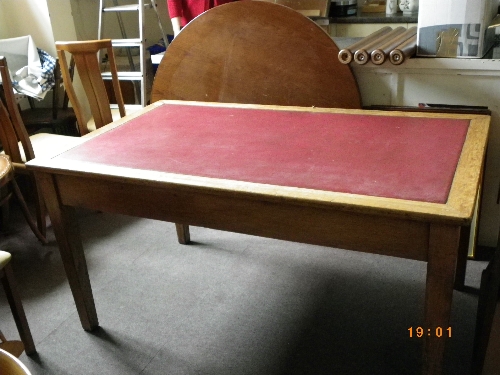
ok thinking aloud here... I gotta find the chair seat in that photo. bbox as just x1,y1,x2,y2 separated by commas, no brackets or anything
28,133,85,161
0,340,25,359
86,107,137,132
0,250,11,269
2,133,86,163
0,348,32,374
0,154,12,182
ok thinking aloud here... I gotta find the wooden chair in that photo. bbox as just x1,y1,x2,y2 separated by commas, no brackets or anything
0,251,36,356
20,58,78,136
55,39,126,136
0,348,32,375
151,0,361,244
0,56,83,238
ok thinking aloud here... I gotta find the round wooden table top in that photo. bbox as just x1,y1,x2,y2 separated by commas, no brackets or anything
151,1,361,109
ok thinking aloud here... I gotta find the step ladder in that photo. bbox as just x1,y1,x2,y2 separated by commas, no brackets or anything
98,0,168,109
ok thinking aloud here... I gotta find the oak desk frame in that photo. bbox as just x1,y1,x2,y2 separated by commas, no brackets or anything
26,100,490,375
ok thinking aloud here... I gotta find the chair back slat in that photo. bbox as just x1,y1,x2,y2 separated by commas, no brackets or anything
0,57,35,162
0,100,23,163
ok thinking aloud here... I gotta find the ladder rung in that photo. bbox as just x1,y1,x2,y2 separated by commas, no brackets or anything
102,72,143,79
111,104,143,111
103,4,152,12
103,5,138,11
111,39,143,46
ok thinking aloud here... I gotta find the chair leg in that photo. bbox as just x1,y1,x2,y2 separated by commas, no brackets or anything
11,179,48,245
0,191,11,233
0,263,36,355
175,224,191,244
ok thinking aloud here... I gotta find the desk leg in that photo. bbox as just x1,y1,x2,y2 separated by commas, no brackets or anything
454,226,470,291
35,172,98,331
423,224,460,375
471,248,500,374
175,223,191,244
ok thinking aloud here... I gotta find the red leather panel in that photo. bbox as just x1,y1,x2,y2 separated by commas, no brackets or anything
61,104,469,203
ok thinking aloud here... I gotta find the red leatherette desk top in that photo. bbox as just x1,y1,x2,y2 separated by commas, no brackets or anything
57,102,469,204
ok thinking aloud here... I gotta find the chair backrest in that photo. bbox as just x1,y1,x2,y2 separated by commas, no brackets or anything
0,349,31,375
56,39,125,135
0,56,35,164
151,1,361,109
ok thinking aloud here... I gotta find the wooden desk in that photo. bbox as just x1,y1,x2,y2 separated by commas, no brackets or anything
26,100,490,375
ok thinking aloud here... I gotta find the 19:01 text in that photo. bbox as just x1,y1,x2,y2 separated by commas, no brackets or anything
408,327,452,338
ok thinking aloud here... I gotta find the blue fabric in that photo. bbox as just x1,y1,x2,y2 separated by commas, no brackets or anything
36,48,56,94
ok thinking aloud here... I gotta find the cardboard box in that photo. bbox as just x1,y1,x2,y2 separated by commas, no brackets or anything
417,0,498,58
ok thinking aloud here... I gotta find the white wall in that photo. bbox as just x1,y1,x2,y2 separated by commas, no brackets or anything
0,1,8,37
0,0,55,54
46,0,90,120
47,0,79,44
69,0,173,44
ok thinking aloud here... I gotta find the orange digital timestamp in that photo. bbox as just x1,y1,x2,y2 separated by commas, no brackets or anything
408,327,452,338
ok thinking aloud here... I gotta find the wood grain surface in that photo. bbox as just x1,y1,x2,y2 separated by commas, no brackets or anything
151,1,361,109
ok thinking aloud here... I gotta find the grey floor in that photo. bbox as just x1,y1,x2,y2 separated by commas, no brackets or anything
0,202,490,375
